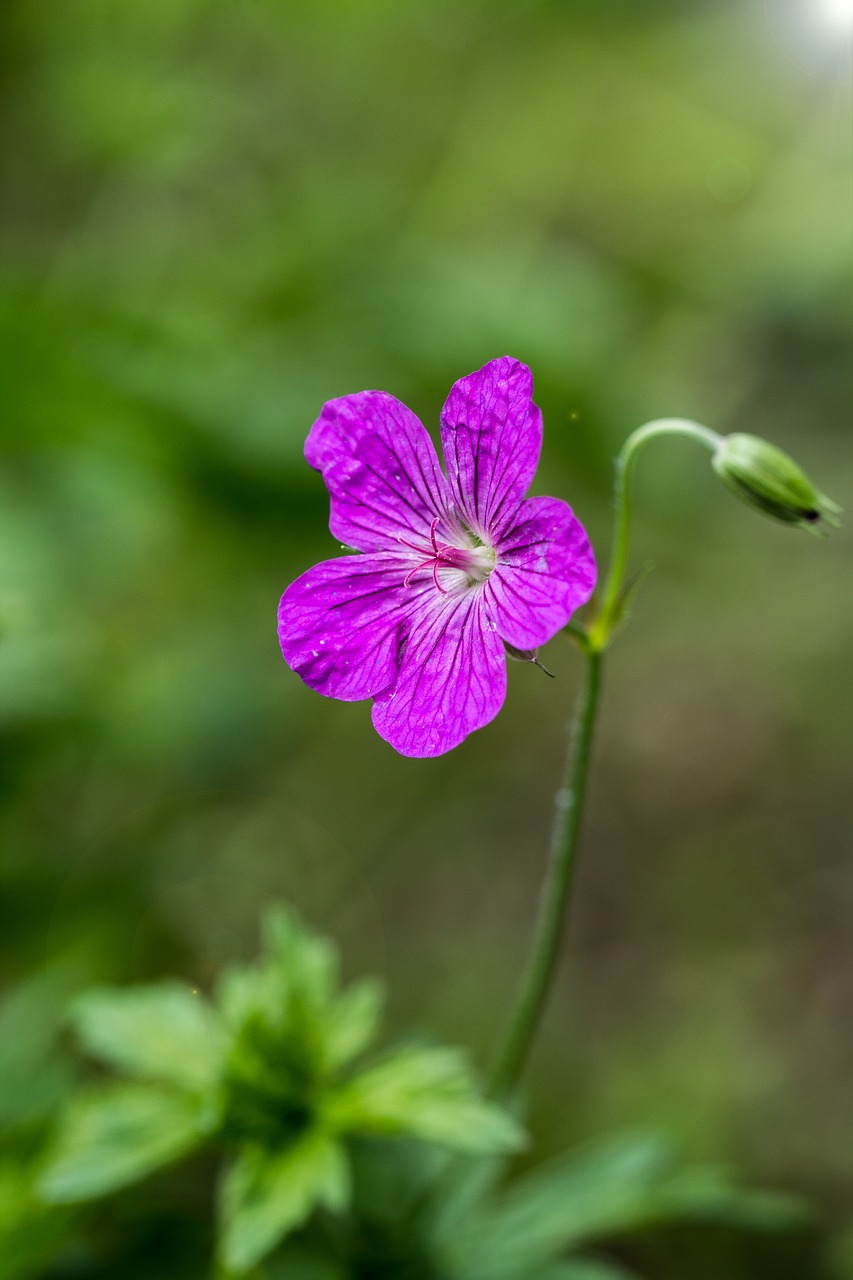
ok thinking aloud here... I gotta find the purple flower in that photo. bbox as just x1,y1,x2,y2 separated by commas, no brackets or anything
278,357,596,758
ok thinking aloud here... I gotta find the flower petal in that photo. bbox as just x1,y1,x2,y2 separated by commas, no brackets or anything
486,496,596,649
306,392,454,552
278,553,428,701
371,592,506,758
440,357,542,541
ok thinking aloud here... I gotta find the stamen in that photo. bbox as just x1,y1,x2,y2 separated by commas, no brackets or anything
431,560,448,594
403,560,429,588
400,517,494,594
404,556,449,593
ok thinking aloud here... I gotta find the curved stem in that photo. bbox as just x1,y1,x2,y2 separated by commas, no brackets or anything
591,418,721,649
488,417,722,1098
488,644,603,1097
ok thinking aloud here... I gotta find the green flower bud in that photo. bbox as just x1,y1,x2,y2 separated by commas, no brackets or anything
712,433,841,533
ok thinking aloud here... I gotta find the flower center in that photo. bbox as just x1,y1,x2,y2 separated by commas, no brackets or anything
400,518,496,594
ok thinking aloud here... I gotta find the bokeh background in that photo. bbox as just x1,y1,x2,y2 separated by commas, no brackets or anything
1,1,851,1276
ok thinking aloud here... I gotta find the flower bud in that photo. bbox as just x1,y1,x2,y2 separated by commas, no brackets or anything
712,433,841,533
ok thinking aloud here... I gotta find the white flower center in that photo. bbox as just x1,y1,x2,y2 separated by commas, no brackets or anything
400,519,497,594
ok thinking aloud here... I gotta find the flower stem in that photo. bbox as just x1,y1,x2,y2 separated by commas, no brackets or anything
590,418,721,648
488,641,603,1097
489,417,722,1098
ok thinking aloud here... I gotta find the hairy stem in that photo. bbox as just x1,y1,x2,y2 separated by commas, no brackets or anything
489,417,721,1097
489,643,602,1097
591,418,721,647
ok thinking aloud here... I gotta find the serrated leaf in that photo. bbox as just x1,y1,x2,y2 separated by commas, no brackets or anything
262,905,338,1013
216,908,349,1078
324,979,383,1071
218,1129,349,1274
37,1084,206,1202
449,1134,809,1280
449,1134,674,1277
216,964,259,1031
72,981,225,1091
655,1166,810,1231
327,1046,524,1155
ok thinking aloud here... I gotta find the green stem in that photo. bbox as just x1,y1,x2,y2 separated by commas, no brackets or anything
590,418,721,649
489,643,603,1097
489,417,722,1097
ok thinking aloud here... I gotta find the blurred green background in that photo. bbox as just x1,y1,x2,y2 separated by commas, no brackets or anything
0,0,851,1275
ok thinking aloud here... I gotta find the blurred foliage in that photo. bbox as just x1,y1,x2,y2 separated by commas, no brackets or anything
0,0,850,1277
38,906,521,1273
32,907,814,1278
0,973,78,1279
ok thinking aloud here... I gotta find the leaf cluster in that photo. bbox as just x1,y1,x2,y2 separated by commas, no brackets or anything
32,908,816,1279
270,1129,806,1280
37,907,523,1274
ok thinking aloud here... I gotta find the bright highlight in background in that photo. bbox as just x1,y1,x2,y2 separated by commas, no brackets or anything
765,0,853,77
821,0,853,25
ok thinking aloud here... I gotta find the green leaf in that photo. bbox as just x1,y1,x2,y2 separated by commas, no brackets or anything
37,1084,206,1202
448,1134,674,1277
449,1134,810,1280
327,1046,524,1156
262,905,338,1013
0,968,75,1130
324,979,383,1072
216,964,259,1031
218,1129,349,1274
71,981,225,1091
431,1152,511,1247
654,1165,810,1231
349,1136,453,1231
0,1160,73,1280
215,908,349,1078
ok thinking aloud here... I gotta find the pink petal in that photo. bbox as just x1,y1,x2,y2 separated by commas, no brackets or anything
278,553,429,701
306,392,454,553
440,357,542,542
486,496,597,649
371,592,506,758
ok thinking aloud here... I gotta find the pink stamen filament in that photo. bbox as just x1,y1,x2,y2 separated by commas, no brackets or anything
400,517,454,593
403,558,449,593
399,517,493,593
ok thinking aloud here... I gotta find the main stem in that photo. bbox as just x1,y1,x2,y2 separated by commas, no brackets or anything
489,643,602,1098
489,417,721,1098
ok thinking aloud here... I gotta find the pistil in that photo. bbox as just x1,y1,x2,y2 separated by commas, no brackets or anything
399,518,496,592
